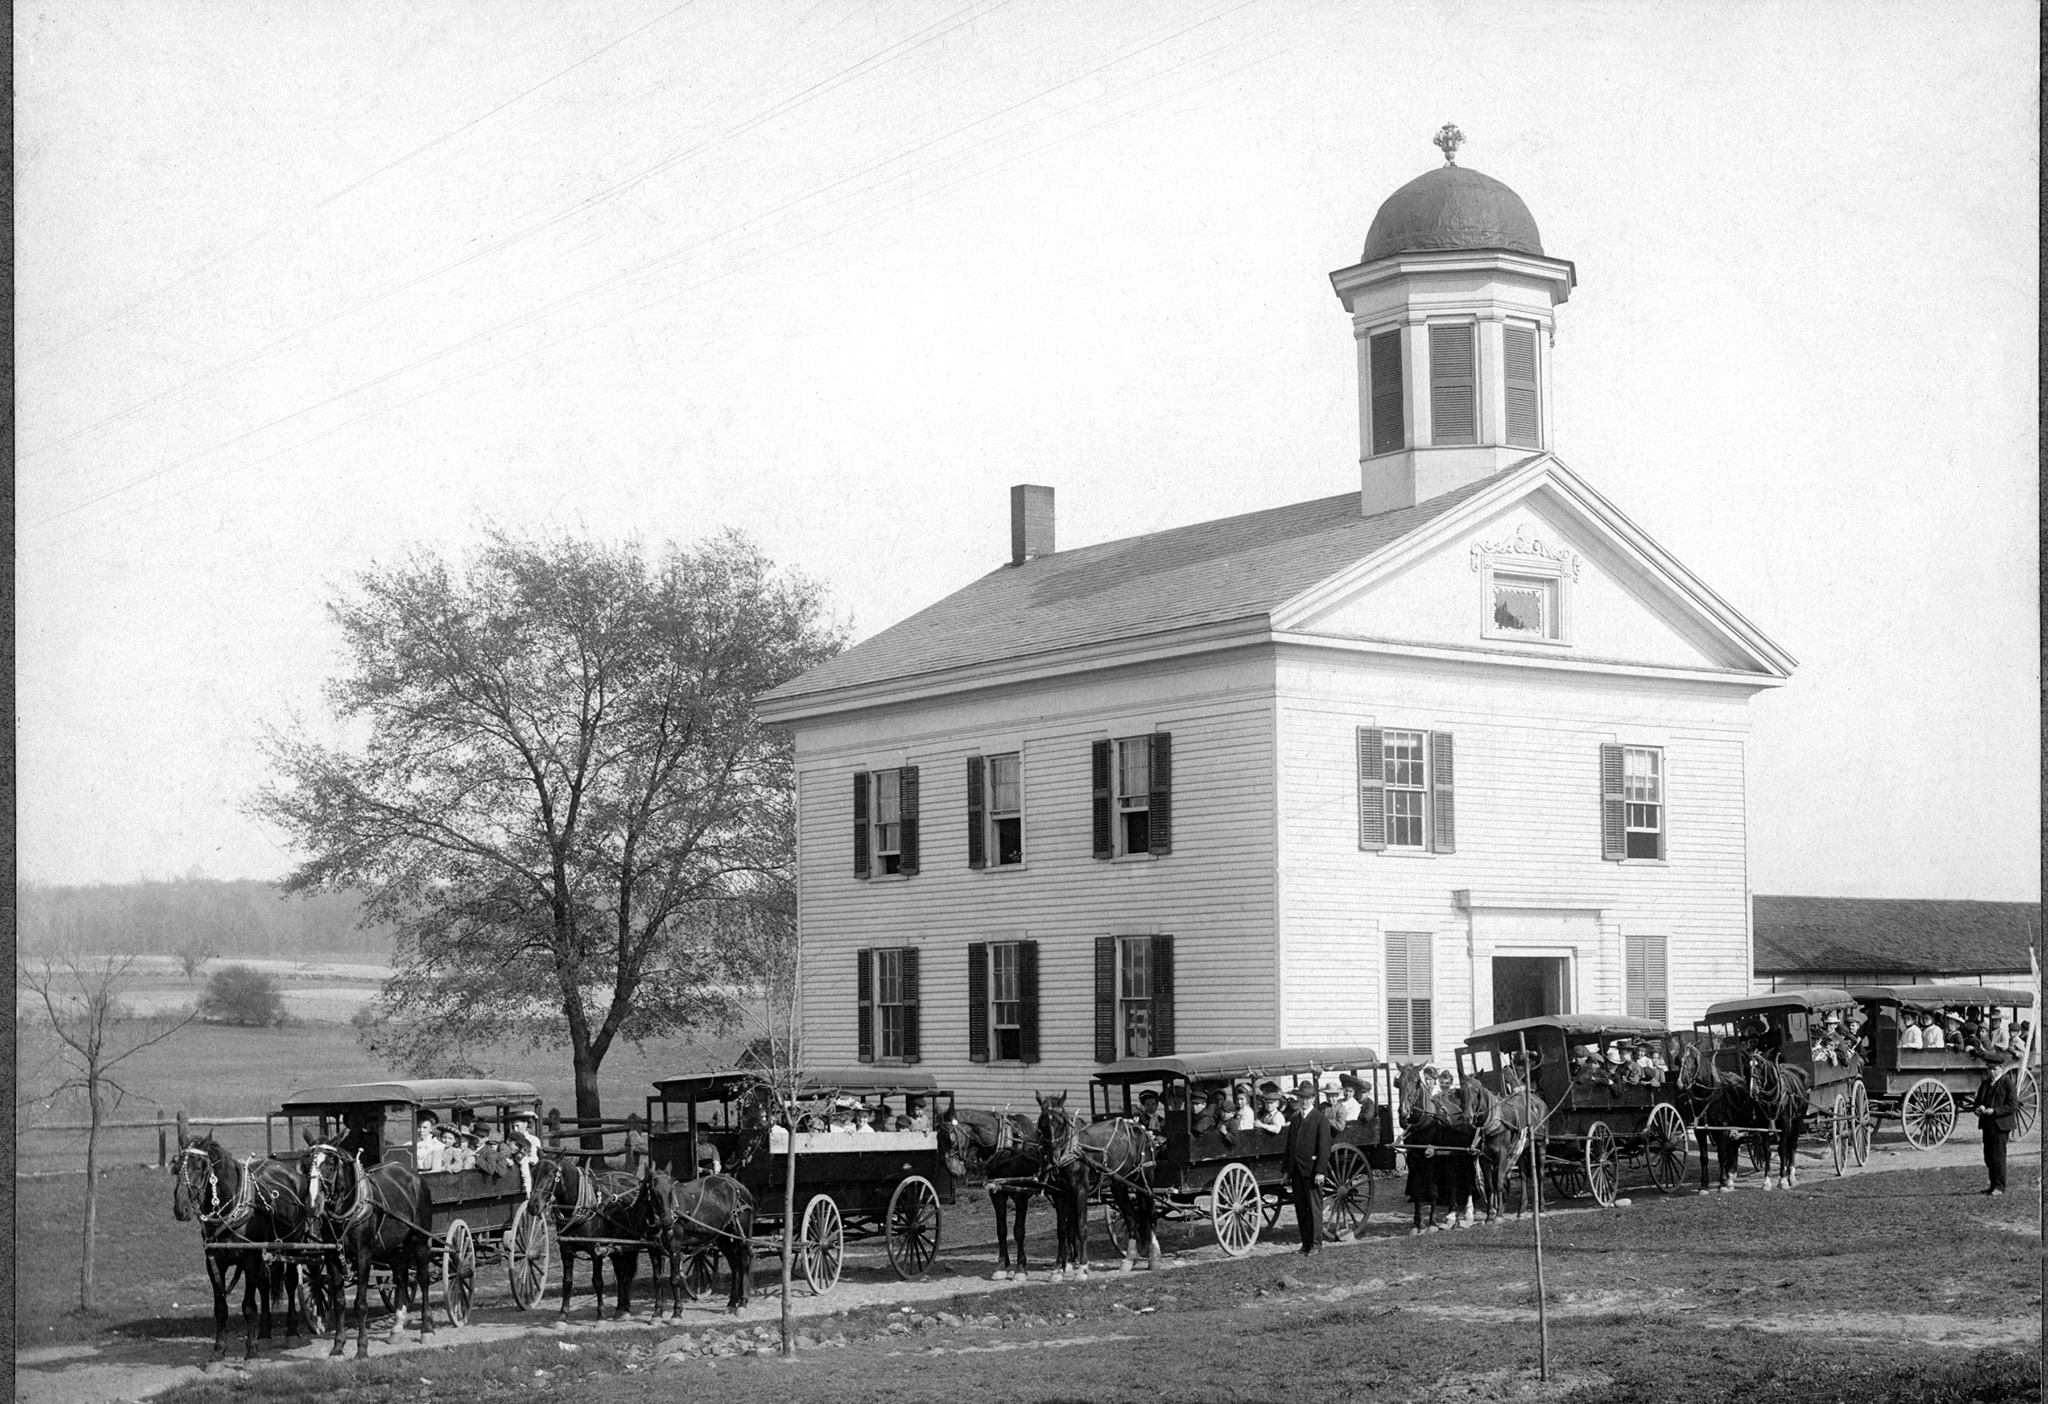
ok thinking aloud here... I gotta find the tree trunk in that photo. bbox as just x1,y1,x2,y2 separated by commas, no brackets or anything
781,1116,796,1357
571,1043,606,1155
81,1079,101,1314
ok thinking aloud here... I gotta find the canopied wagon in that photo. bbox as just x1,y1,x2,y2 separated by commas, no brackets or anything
1689,990,1870,1175
1846,985,2039,1149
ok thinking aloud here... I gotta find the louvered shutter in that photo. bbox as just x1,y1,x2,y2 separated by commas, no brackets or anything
1625,936,1647,1020
1094,936,1117,1063
853,772,871,878
1148,731,1173,856
1504,324,1541,448
1646,937,1668,1024
1429,731,1455,854
856,949,874,1062
1150,935,1175,1057
1357,727,1386,851
1090,740,1113,859
1018,942,1041,1064
966,757,987,870
897,766,920,875
1369,329,1404,456
1600,744,1626,861
1429,323,1476,445
900,947,921,1063
1384,933,1409,1057
967,943,989,1063
1409,934,1434,1054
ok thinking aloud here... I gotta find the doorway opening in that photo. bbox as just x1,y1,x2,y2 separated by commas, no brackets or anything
1493,956,1570,1025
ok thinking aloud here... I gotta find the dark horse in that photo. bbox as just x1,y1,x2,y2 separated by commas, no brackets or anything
304,1142,436,1358
1461,1077,1548,1222
528,1155,654,1319
647,1169,755,1315
1674,1041,1750,1192
1034,1092,1161,1277
1744,1053,1810,1191
947,1108,1046,1280
173,1136,307,1358
1399,1067,1478,1232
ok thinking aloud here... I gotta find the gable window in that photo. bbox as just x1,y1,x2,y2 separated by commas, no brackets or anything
855,946,920,1063
968,940,1040,1064
966,753,1024,868
1601,744,1665,861
1369,328,1404,455
1625,934,1668,1023
1357,727,1455,853
1386,931,1434,1058
853,767,919,877
1490,572,1560,640
1429,323,1476,445
1093,934,1175,1062
1091,734,1173,859
1504,323,1542,448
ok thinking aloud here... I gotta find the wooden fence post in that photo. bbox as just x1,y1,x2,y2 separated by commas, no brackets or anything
157,1115,167,1168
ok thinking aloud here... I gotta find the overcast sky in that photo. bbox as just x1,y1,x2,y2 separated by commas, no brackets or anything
16,0,2038,899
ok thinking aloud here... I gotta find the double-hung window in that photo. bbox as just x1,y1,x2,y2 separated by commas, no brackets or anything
853,766,919,877
968,940,1039,1064
872,769,904,874
1118,937,1152,1059
988,754,1022,865
990,943,1023,1061
855,946,920,1063
1601,744,1666,861
1093,934,1174,1063
1383,731,1427,849
875,948,906,1059
1358,727,1455,853
1092,734,1173,858
1116,737,1151,855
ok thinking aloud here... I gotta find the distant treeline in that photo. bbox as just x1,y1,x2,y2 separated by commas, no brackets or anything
16,877,393,960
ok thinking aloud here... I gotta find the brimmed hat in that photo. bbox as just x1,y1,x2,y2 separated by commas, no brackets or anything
1339,1073,1368,1095
1605,1047,1626,1064
417,1110,439,1124
1293,1080,1317,1098
1138,1090,1160,1103
1257,1080,1280,1096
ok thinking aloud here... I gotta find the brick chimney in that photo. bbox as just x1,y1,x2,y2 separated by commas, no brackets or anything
1010,485,1054,565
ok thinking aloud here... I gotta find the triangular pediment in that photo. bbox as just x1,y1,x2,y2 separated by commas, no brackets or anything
1272,460,1794,678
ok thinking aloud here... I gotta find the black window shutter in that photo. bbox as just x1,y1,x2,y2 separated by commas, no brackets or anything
1504,324,1540,448
900,946,921,1063
967,943,989,1063
1151,934,1175,1057
1430,731,1455,854
1600,744,1626,861
1090,740,1113,859
1357,727,1385,851
1429,323,1476,445
966,756,987,870
1369,329,1404,456
1018,941,1040,1064
898,766,920,875
1148,731,1173,855
856,948,874,1062
853,772,871,878
1094,936,1116,1063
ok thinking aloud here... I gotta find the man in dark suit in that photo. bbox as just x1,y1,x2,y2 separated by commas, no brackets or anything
1284,1078,1333,1255
1976,1065,2020,1196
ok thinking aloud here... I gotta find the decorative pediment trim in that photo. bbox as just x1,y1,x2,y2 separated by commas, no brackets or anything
1468,524,1581,581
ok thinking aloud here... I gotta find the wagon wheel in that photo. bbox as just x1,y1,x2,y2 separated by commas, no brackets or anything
1583,1123,1618,1208
1828,1094,1848,1177
679,1246,721,1302
1210,1162,1262,1257
1323,1144,1373,1241
1644,1104,1689,1193
799,1194,844,1295
2015,1072,2040,1139
1900,1079,1956,1150
885,1176,941,1280
440,1219,476,1327
505,1204,555,1310
1743,1134,1770,1173
293,1260,336,1334
1261,1188,1287,1231
1849,1081,1873,1165
1548,1148,1588,1200
1103,1198,1131,1257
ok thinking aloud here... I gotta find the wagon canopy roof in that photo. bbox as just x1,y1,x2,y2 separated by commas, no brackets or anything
1089,1045,1381,1085
1465,1014,1667,1044
279,1078,541,1110
650,1067,943,1100
1701,988,1858,1019
1847,984,2035,1012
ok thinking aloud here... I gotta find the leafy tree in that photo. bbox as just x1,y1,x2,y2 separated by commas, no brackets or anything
253,529,841,1133
175,936,219,980
19,954,195,1313
197,964,287,1026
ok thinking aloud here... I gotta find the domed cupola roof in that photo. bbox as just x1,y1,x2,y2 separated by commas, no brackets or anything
1360,127,1544,263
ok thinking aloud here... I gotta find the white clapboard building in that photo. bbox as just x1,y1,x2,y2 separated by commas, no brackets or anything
757,141,1795,1105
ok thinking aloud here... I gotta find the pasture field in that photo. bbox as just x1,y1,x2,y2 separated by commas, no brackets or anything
16,1144,2042,1404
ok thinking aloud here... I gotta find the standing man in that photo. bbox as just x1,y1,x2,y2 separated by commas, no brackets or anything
1284,1078,1333,1256
1976,1065,2020,1197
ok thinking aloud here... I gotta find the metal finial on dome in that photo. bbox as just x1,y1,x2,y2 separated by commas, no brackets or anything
1434,123,1465,166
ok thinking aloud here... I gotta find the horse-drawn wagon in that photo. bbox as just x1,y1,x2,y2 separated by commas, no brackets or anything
1457,1014,1687,1210
644,1067,957,1294
1082,1045,1391,1256
266,1078,556,1327
1844,984,2040,1149
1684,989,1870,1184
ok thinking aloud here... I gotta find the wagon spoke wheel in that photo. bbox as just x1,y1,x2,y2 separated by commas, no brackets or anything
679,1246,721,1302
1261,1188,1286,1231
1549,1151,1587,1201
799,1194,844,1296
1743,1134,1770,1173
1644,1104,1688,1193
1103,1198,1133,1258
1848,1080,1873,1164
506,1205,555,1311
1583,1123,1618,1208
885,1176,941,1281
2015,1072,2040,1140
1828,1094,1848,1177
1900,1079,1956,1150
440,1219,476,1327
1210,1162,1262,1257
1322,1144,1373,1241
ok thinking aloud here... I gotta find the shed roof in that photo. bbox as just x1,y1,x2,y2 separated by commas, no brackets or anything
1753,896,2039,976
280,1079,541,1110
1090,1045,1381,1085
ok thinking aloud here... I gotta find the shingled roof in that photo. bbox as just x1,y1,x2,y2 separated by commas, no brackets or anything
762,463,1537,707
1753,895,2040,976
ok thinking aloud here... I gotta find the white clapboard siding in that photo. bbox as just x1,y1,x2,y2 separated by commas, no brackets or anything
794,652,1281,1107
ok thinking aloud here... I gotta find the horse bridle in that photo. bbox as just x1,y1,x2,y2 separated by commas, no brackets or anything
177,1144,260,1231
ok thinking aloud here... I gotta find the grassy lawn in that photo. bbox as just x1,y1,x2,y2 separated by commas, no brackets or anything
25,1154,2040,1404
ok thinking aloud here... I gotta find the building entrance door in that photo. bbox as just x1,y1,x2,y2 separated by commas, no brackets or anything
1493,957,1570,1025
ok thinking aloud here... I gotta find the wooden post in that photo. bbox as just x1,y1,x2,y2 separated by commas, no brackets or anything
1519,1031,1548,1382
158,1115,168,1168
